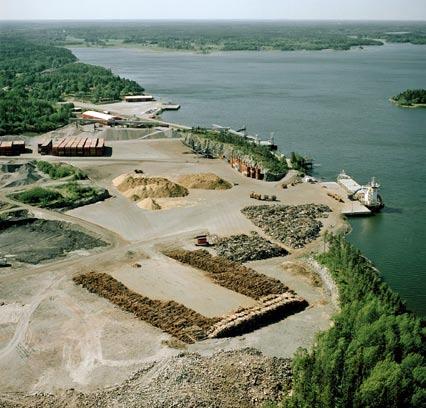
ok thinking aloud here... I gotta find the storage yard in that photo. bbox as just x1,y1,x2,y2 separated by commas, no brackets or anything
39,137,107,156
0,133,347,400
0,140,26,156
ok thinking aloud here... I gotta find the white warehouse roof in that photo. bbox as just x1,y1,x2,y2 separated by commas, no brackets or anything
82,111,116,121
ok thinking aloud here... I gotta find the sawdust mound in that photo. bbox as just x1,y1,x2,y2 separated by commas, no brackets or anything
113,173,189,200
138,197,162,210
177,173,232,190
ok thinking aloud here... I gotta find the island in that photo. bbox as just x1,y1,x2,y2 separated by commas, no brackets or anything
391,89,426,108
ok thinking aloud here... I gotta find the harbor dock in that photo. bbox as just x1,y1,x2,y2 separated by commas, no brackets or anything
321,182,372,216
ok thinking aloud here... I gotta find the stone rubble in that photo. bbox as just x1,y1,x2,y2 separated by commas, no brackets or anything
0,349,292,408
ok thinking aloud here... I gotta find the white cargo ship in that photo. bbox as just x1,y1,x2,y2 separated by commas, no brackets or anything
337,170,384,212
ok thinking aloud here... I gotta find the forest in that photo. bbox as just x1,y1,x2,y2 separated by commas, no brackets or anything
281,234,425,408
1,21,425,52
0,37,144,135
392,89,426,107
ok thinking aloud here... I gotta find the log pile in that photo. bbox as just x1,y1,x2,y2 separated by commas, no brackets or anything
164,249,289,300
208,293,308,338
73,272,218,344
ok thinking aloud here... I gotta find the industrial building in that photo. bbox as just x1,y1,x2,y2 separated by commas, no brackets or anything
0,140,26,156
124,95,155,102
38,137,106,157
81,111,121,124
229,156,264,180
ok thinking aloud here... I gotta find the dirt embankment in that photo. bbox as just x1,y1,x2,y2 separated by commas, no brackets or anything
164,249,289,300
0,349,292,408
177,173,233,190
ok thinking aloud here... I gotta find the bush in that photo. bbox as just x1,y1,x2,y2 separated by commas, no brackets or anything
13,187,63,207
36,160,87,180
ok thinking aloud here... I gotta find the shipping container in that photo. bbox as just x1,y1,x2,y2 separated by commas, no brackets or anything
90,139,97,156
77,137,87,156
96,138,105,156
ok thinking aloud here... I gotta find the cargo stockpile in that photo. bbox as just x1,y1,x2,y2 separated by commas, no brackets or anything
208,293,308,339
242,204,331,249
215,232,288,263
38,137,106,156
164,249,289,300
73,272,218,344
0,140,26,156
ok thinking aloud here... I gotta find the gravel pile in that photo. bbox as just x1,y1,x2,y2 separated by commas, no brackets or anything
0,349,291,408
216,231,288,262
242,204,331,248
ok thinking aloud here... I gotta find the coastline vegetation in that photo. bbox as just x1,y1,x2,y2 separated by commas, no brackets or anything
282,234,425,408
391,89,426,107
0,37,144,135
1,21,425,52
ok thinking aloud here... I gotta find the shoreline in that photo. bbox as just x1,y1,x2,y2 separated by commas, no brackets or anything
68,42,391,56
389,98,426,109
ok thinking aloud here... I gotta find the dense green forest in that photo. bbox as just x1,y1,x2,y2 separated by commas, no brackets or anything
281,234,425,408
392,89,426,107
0,37,144,135
1,21,425,52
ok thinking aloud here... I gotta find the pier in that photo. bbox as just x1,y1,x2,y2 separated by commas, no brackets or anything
321,182,372,216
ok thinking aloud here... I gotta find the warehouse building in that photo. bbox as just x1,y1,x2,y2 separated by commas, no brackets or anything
81,111,121,124
124,95,155,102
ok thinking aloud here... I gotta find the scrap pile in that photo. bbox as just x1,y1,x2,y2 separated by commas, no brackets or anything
73,272,218,344
242,204,331,248
164,249,288,300
215,231,288,263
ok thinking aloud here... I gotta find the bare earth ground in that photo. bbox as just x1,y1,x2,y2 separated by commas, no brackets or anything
0,136,346,404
